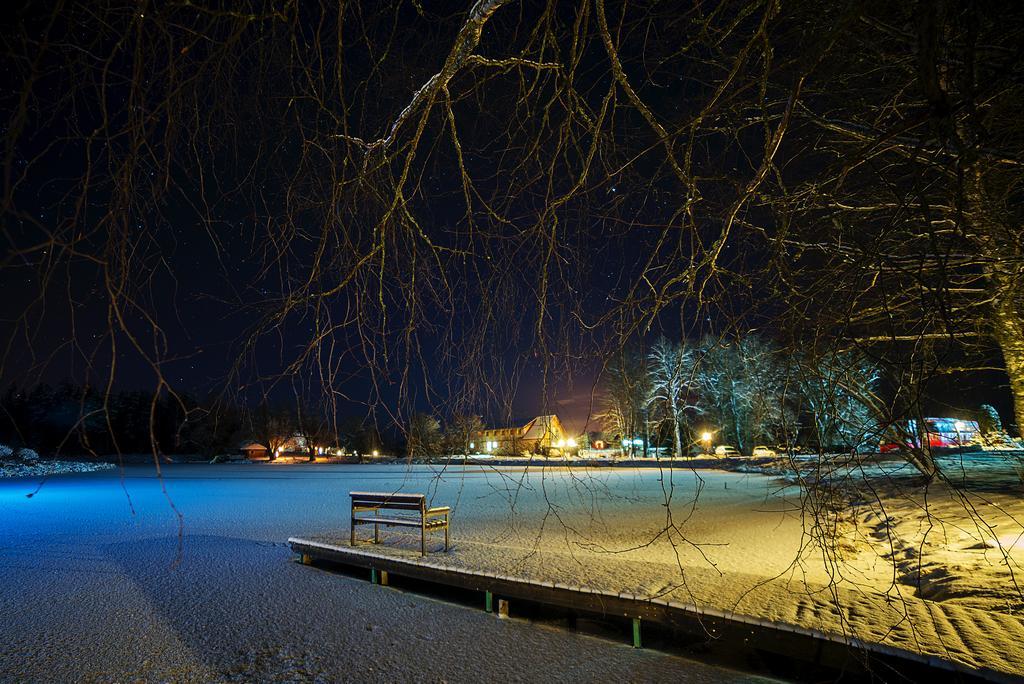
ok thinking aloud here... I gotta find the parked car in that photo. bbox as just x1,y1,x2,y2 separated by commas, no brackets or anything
751,445,776,458
714,445,740,457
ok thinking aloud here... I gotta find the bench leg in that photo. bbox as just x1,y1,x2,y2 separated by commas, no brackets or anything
351,519,356,547
421,524,426,556
374,522,380,544
444,521,449,551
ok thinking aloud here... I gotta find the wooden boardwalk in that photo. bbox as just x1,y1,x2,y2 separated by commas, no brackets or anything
288,536,1007,683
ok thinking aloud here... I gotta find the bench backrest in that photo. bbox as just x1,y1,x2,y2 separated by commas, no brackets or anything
350,491,425,511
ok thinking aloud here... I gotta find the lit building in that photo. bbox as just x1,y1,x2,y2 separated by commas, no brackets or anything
238,434,318,460
473,415,568,455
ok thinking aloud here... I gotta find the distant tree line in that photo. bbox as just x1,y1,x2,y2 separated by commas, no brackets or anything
596,335,1000,458
0,384,350,458
0,384,196,456
0,383,268,458
403,412,485,459
0,383,492,461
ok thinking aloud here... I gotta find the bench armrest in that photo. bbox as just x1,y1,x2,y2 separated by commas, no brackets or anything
425,506,450,516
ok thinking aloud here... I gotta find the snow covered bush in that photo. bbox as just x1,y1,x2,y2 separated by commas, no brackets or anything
16,448,39,462
0,444,13,461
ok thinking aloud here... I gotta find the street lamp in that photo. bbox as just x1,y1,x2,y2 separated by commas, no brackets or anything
701,432,712,455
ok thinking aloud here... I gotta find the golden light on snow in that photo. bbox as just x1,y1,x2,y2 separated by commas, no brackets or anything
995,535,1024,553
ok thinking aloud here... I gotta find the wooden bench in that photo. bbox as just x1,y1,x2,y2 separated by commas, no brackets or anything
349,491,450,556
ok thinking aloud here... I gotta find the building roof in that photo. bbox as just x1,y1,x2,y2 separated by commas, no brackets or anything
521,415,563,440
476,415,564,440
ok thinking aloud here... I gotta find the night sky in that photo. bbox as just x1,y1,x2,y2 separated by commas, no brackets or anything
1,0,1017,433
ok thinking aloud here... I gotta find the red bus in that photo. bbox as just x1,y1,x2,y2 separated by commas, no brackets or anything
879,417,979,453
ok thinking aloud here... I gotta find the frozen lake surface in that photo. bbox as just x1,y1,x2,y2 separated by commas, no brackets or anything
0,464,778,683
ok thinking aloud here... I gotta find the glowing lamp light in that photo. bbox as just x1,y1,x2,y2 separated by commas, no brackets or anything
701,432,712,442
372,450,379,457
556,439,566,448
567,438,577,448
469,442,475,450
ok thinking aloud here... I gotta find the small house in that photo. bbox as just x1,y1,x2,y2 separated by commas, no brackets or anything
473,415,569,455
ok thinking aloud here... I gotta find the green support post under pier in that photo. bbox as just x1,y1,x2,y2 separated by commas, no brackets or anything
370,568,378,584
632,617,642,648
485,591,493,613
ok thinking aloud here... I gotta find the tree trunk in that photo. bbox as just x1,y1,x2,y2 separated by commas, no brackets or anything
989,268,1024,435
943,16,1024,436
911,1,1024,444
961,161,1024,436
730,393,744,453
672,407,683,459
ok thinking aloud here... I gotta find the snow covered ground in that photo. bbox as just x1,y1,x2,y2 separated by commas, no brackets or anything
302,461,1024,679
2,461,1021,680
0,464,778,683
